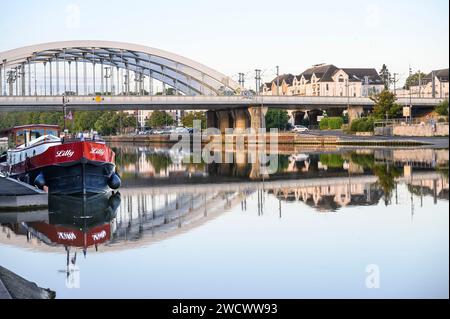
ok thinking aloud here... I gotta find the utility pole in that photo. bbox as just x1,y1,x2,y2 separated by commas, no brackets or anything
392,73,399,95
62,94,69,133
255,69,261,96
409,66,412,124
104,67,111,95
238,73,245,89
345,79,350,120
276,66,280,96
431,70,436,98
418,70,421,98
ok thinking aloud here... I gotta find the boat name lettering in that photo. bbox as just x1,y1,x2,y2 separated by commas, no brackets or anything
56,150,75,158
90,148,105,156
57,232,77,241
92,230,107,241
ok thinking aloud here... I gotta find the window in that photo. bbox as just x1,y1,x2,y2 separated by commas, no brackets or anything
338,77,344,83
326,84,329,91
16,130,26,146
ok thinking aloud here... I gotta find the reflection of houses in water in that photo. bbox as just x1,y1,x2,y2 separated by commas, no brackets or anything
375,149,449,169
271,181,383,211
408,176,449,201
122,150,190,178
0,167,448,253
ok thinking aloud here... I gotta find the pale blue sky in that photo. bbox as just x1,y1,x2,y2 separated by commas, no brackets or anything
0,0,448,87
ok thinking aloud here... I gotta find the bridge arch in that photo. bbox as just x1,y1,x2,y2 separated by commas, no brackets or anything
0,40,240,96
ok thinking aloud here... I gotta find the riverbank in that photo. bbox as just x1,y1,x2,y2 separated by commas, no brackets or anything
0,178,48,211
0,266,55,299
104,132,449,148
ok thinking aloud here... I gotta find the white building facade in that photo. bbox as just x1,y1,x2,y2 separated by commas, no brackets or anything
263,64,385,97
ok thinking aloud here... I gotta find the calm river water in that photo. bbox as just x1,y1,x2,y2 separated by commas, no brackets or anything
0,144,448,299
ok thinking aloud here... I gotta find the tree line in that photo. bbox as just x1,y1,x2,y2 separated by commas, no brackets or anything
0,111,137,136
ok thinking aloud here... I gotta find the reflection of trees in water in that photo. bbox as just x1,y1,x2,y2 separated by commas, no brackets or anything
349,153,375,169
146,153,173,174
319,154,345,168
373,164,402,205
111,147,139,167
437,166,449,179
277,155,290,172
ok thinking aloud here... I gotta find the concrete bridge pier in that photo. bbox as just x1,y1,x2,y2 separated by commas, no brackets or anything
306,110,323,125
217,110,232,132
348,105,364,123
206,107,267,133
248,106,268,131
287,110,296,126
231,109,250,132
206,110,217,128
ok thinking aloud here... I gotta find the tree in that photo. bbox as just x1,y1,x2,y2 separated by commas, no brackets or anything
435,99,449,116
146,111,174,128
379,64,391,90
93,111,136,136
404,71,427,89
181,111,206,128
94,111,117,136
73,111,102,132
155,88,176,96
265,109,290,130
371,90,402,119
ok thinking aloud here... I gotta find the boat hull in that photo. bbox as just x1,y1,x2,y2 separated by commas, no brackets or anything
8,141,119,195
42,160,116,195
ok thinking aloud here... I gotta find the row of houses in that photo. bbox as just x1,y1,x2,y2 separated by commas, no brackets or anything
402,68,449,98
261,64,449,99
261,64,385,97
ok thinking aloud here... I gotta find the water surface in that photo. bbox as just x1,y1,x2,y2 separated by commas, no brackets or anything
0,145,448,299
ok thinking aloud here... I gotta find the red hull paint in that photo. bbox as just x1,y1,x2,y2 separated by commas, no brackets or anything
29,222,111,248
11,141,115,176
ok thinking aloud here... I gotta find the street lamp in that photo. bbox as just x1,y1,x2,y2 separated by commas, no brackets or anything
62,94,69,133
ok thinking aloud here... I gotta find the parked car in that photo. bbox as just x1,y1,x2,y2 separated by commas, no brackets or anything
292,125,309,133
290,153,309,162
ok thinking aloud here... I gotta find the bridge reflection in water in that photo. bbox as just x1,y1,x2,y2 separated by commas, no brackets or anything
0,146,448,251
0,146,448,290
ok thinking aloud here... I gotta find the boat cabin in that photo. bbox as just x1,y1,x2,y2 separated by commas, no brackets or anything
1,124,60,148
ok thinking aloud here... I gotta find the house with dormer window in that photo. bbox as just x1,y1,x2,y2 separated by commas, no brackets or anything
262,64,384,97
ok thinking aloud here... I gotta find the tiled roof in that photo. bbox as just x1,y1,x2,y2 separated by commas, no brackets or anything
341,68,383,84
300,64,339,82
424,68,449,83
270,74,295,86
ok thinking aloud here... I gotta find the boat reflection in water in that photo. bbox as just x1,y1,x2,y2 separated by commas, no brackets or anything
25,192,121,250
0,145,448,297
21,192,121,284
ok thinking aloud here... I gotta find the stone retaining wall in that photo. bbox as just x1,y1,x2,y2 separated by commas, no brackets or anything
392,123,449,137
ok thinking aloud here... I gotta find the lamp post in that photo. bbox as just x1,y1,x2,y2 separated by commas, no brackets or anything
62,94,69,133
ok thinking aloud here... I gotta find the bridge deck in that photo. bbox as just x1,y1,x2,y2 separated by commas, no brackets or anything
0,95,443,112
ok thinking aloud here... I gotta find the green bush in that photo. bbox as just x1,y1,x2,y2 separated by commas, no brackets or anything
319,117,329,130
319,117,343,130
319,154,345,168
350,117,374,132
435,99,449,116
328,117,343,129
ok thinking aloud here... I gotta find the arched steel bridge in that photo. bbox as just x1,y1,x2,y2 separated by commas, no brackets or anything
0,40,240,97
0,41,443,127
